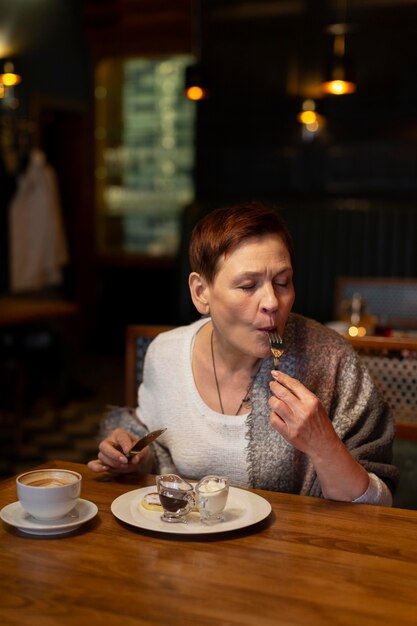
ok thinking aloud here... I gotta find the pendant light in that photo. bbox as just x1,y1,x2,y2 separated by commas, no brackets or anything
0,59,22,109
321,24,356,95
0,60,21,87
297,98,324,142
321,1,356,96
185,0,208,101
185,63,208,101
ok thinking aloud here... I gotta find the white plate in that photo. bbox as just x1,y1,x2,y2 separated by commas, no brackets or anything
111,485,271,535
0,499,98,536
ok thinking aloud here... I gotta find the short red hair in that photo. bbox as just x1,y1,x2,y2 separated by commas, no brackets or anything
189,201,294,283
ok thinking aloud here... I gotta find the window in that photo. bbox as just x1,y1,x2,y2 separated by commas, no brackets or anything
95,55,196,258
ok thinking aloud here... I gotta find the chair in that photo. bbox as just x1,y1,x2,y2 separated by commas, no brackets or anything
125,324,417,439
347,335,417,441
125,324,175,406
347,337,417,510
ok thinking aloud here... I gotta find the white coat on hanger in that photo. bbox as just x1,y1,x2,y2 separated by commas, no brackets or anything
9,148,69,293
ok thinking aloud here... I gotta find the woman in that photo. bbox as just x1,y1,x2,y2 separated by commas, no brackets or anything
88,202,398,504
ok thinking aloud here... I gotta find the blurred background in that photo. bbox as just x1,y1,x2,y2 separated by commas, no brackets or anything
1,1,417,500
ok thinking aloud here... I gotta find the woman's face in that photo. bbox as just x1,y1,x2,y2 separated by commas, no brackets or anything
206,234,295,359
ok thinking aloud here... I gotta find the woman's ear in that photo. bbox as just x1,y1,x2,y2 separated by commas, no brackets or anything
188,272,210,315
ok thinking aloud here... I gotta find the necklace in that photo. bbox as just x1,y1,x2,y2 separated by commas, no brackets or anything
210,329,256,415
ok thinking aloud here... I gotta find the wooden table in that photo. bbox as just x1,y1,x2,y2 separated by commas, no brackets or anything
1,461,417,626
0,296,79,327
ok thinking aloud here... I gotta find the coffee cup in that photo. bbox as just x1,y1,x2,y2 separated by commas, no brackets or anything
195,475,229,525
16,469,82,521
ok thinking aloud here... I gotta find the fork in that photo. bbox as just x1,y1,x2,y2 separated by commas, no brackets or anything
268,330,284,368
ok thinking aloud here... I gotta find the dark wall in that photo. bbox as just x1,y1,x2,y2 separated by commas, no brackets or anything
2,0,417,342
196,2,417,201
280,202,417,323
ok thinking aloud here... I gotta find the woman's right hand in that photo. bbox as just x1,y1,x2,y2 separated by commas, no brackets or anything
87,428,152,474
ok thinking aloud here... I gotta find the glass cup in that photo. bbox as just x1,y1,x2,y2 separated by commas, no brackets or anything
195,475,229,525
156,474,195,524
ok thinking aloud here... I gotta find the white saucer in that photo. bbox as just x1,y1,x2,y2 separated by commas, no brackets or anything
0,498,98,536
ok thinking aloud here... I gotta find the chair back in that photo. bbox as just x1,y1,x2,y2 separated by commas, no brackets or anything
335,277,417,329
348,336,417,440
125,324,417,440
125,325,175,406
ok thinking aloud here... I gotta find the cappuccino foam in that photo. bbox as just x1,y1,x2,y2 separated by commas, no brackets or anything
26,477,73,488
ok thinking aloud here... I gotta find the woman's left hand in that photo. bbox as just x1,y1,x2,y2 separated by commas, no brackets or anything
268,370,339,455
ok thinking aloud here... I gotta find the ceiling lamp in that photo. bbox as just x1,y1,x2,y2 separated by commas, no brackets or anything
185,63,208,101
0,60,21,88
297,100,319,127
297,99,324,142
321,23,356,96
185,0,208,101
0,59,22,109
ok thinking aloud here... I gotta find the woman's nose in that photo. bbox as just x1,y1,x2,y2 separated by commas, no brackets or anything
260,284,279,311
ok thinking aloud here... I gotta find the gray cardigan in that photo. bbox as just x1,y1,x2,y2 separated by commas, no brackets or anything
247,313,398,497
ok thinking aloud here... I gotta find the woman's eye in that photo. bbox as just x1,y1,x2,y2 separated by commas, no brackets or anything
239,284,256,291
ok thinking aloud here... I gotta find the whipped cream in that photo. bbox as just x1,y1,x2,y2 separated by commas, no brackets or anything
198,478,227,493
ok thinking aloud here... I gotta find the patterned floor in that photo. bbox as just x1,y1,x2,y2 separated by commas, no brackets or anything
0,352,124,480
